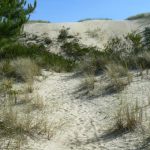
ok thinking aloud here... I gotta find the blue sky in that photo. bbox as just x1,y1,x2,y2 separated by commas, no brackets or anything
28,0,150,22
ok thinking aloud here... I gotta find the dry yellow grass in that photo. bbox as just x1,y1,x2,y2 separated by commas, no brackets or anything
114,100,143,131
10,58,41,82
105,63,132,92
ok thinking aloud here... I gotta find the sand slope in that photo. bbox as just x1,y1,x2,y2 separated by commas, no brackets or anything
24,20,140,49
20,71,150,150
21,20,150,150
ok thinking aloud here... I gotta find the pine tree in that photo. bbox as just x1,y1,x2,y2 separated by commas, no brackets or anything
0,0,36,38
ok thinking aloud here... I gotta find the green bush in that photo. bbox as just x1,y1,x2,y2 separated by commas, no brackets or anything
125,32,143,54
0,43,76,72
78,18,112,22
103,33,150,69
61,40,109,74
61,40,102,60
61,41,90,59
126,13,150,20
143,27,150,49
58,28,74,42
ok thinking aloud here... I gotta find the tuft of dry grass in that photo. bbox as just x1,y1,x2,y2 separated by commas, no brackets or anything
0,60,15,79
105,63,132,92
30,95,45,111
114,100,143,131
0,78,65,149
11,58,41,82
25,81,34,93
81,75,96,93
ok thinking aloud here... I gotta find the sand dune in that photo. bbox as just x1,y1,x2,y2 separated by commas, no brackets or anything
19,20,150,150
24,20,140,48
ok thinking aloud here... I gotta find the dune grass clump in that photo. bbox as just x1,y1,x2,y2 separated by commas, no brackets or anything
0,79,65,149
114,101,143,131
78,53,108,75
11,58,41,82
0,58,40,82
104,63,132,92
30,95,45,111
81,75,95,92
103,32,146,69
0,60,15,79
0,108,38,138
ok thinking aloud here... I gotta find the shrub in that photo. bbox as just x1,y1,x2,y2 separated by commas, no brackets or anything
28,20,51,23
44,37,52,45
61,40,103,60
78,18,112,22
78,52,108,75
103,33,148,69
61,41,90,60
125,32,143,55
104,36,131,61
58,27,74,42
0,43,76,72
127,13,150,20
143,27,150,49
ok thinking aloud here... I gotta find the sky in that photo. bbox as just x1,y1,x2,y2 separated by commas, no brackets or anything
28,0,150,22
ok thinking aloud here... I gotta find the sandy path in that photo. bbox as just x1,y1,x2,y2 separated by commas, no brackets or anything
24,71,149,150
34,72,105,150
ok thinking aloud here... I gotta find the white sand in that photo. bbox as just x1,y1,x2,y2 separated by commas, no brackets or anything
17,70,150,150
18,20,150,149
24,20,139,49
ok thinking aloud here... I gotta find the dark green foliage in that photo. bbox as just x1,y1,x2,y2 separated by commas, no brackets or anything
125,32,143,54
0,0,36,38
44,37,52,45
58,28,74,42
0,43,76,72
78,18,112,22
61,40,102,60
79,52,108,75
61,40,108,74
143,27,150,49
104,32,142,57
28,20,50,23
103,32,150,69
0,60,15,78
61,41,90,59
127,13,150,20
104,37,125,56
